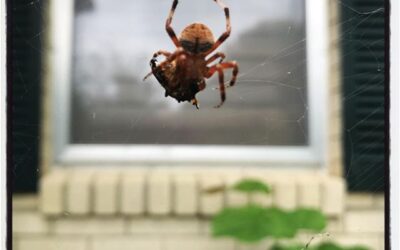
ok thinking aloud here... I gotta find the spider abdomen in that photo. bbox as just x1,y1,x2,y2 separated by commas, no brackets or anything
179,23,215,54
151,58,203,103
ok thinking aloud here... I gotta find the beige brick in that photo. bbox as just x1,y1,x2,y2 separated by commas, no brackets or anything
296,232,331,247
321,177,345,216
329,63,340,79
225,175,248,207
199,175,224,216
297,177,321,208
329,98,342,118
250,192,272,207
129,218,200,234
13,212,49,234
236,240,273,250
330,45,340,64
329,234,382,250
120,171,145,215
329,115,341,138
273,177,297,210
328,137,340,154
148,173,171,215
129,218,160,234
346,193,375,209
18,237,87,250
325,218,344,233
40,171,68,215
13,237,19,250
174,174,198,215
373,194,385,209
328,160,342,177
344,210,384,233
54,218,125,235
13,195,38,211
379,234,385,250
91,237,161,250
199,220,212,235
94,171,120,215
165,237,235,250
329,78,341,97
66,170,93,215
328,145,341,161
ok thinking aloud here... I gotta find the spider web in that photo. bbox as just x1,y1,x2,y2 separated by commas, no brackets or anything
69,0,309,146
11,0,386,237
13,0,386,167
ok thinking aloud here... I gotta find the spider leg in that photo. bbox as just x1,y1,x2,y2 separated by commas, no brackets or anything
214,65,226,108
191,98,200,109
153,50,172,58
207,61,239,88
205,0,231,55
198,79,206,91
166,0,181,47
143,57,160,81
206,52,226,64
222,61,239,87
143,48,185,81
143,71,154,81
206,64,226,108
192,79,206,109
161,48,185,66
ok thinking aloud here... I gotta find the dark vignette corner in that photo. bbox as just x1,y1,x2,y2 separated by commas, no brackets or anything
384,0,390,248
6,0,14,249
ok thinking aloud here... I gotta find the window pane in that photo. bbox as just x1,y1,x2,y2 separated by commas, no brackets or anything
71,0,308,146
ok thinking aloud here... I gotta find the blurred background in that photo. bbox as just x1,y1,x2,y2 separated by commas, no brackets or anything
70,0,308,145
11,0,385,193
10,0,386,249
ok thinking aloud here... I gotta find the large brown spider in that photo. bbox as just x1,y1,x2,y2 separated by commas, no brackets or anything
143,0,239,109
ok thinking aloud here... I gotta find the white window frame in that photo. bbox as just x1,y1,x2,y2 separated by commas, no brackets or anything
49,0,328,167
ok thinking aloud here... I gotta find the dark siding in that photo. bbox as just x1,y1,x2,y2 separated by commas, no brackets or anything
11,0,44,193
341,0,386,192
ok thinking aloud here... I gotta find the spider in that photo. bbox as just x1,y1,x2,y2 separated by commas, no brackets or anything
143,0,239,109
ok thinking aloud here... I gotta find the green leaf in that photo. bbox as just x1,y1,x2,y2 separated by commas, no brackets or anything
270,243,305,250
212,205,269,242
289,208,327,232
211,205,327,243
317,242,343,250
271,242,371,250
263,207,297,238
232,179,271,194
212,205,295,242
317,242,370,250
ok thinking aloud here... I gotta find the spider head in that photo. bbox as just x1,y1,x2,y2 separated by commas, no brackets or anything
179,23,215,55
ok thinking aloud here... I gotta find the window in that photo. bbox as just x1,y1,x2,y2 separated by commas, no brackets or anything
51,0,328,165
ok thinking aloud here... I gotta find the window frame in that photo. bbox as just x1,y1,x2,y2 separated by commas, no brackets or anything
50,0,329,167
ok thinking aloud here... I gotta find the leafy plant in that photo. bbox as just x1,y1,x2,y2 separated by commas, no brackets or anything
232,178,271,194
271,242,370,250
212,205,325,242
208,178,371,250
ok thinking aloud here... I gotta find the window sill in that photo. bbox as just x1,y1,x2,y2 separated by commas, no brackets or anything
39,168,345,217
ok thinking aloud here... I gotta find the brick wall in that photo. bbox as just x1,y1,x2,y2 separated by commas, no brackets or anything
13,188,384,250
327,0,344,177
38,170,346,217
